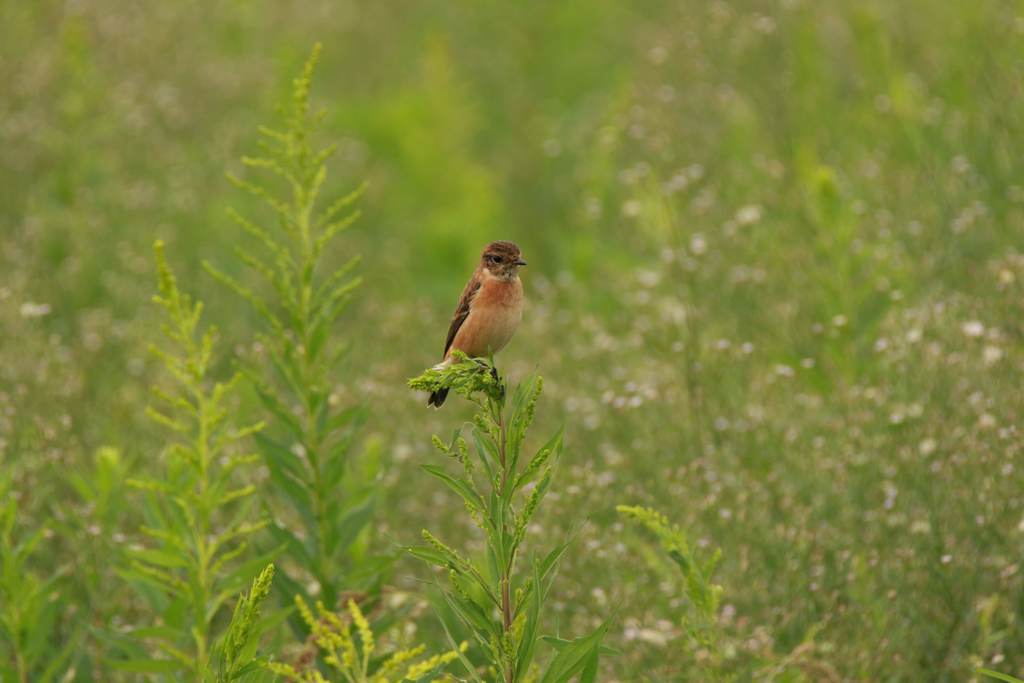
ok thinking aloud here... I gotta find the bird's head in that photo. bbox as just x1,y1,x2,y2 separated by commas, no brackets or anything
480,241,527,280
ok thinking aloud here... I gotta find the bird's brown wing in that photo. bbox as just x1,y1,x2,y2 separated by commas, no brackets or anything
443,275,482,357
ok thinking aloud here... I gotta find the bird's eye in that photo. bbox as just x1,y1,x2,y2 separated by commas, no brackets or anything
487,254,501,264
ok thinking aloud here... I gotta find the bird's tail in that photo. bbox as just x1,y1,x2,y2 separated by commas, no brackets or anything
427,388,449,408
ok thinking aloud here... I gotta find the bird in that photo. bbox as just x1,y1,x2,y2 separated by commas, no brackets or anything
428,241,527,407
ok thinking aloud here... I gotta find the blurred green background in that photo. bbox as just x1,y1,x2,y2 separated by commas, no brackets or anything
3,0,1024,680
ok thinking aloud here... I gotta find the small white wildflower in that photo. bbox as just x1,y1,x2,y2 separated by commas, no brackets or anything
636,269,660,287
979,413,997,429
832,314,848,327
918,438,937,456
962,320,985,338
735,204,762,225
622,199,642,217
19,302,51,318
940,554,953,565
689,233,707,255
906,328,923,343
774,364,794,378
752,15,776,33
647,45,668,64
983,346,1004,365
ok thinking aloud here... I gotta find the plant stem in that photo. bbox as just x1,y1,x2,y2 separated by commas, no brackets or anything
15,650,27,683
494,393,514,683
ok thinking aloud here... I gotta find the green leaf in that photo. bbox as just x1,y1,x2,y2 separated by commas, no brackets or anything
112,658,181,674
538,619,610,683
421,465,484,515
327,493,375,557
979,670,1024,683
405,545,453,569
516,559,543,674
579,647,600,683
265,522,312,568
252,382,303,440
128,547,189,569
444,588,497,639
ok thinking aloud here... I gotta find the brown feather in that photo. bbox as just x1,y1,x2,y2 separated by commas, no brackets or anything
443,273,483,357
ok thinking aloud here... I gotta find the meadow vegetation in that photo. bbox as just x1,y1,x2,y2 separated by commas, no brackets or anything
2,1,1024,681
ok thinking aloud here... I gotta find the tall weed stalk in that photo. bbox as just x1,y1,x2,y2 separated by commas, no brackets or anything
118,242,273,679
617,505,725,680
0,478,78,683
205,43,384,616
408,356,609,682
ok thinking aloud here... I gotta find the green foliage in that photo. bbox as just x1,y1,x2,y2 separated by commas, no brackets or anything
215,563,277,682
5,2,1024,680
979,670,1024,683
617,505,726,679
205,42,384,615
118,241,271,679
266,595,464,682
406,351,504,404
0,478,77,683
406,361,607,682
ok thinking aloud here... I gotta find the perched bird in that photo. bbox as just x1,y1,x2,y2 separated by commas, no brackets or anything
428,241,527,407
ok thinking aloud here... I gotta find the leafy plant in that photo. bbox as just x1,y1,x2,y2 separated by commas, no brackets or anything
407,356,609,682
0,478,78,683
617,505,724,679
214,563,277,682
205,42,385,616
118,241,272,678
267,595,464,682
979,669,1024,683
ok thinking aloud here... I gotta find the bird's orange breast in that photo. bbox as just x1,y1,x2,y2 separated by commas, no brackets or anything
448,277,523,358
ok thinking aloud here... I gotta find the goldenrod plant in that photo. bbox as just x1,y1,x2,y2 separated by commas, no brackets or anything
267,595,464,682
205,43,385,615
215,563,277,682
617,505,725,680
408,355,609,683
979,670,1024,683
117,242,272,678
0,478,79,683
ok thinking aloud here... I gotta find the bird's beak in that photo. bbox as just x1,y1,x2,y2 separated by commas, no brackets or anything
514,258,528,266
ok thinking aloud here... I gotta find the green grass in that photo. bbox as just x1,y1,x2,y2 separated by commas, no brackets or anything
2,0,1024,680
